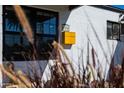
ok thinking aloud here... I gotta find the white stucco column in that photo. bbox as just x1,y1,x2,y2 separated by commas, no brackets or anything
0,5,2,87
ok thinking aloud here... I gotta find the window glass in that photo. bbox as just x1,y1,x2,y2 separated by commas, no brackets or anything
50,17,56,25
107,22,112,39
50,24,56,35
5,18,22,32
5,34,21,46
36,22,43,34
23,36,30,46
36,13,57,35
112,23,119,39
43,19,50,34
3,5,58,61
107,21,120,40
121,24,124,35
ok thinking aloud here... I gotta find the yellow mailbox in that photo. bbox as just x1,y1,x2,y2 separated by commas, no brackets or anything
62,32,76,45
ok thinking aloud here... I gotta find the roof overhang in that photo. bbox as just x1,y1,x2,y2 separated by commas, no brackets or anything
26,5,80,12
91,5,124,13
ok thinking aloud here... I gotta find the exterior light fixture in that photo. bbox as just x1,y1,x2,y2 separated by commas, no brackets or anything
62,24,70,32
62,24,76,45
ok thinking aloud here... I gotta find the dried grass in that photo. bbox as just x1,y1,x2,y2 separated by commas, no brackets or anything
1,5,124,88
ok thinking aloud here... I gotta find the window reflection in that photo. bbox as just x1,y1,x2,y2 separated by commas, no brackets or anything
107,21,120,40
121,24,124,35
36,22,43,34
36,13,57,35
5,34,21,46
5,19,22,32
3,6,58,61
107,22,112,39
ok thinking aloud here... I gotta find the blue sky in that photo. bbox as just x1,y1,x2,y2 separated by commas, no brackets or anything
113,5,124,10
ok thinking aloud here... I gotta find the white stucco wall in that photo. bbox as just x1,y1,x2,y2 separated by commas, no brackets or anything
59,5,124,79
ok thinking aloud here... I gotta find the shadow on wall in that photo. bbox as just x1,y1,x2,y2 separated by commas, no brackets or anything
62,45,72,49
113,41,124,65
3,60,48,83
107,36,124,80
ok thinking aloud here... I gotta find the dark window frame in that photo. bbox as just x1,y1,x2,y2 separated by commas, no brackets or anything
3,5,59,61
107,20,120,40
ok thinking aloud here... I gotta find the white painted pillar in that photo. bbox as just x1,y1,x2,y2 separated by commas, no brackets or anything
0,5,2,87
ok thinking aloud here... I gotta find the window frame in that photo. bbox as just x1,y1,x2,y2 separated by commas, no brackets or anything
107,20,120,40
3,5,59,61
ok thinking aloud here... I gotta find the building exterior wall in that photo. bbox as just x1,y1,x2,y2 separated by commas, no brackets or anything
59,5,124,79
1,5,124,86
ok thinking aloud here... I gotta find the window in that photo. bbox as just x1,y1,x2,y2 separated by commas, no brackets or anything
3,5,58,61
121,24,124,35
107,21,120,40
36,11,57,35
